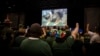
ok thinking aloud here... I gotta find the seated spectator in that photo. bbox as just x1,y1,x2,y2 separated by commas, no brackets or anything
13,28,26,47
46,31,56,47
72,34,84,56
1,20,14,48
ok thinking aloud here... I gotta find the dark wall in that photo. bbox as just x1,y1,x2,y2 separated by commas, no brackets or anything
25,9,41,26
0,0,85,30
84,8,100,31
68,7,83,29
0,12,6,22
25,0,84,30
0,0,100,31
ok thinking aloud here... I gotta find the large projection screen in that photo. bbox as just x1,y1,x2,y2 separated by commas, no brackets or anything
41,8,67,26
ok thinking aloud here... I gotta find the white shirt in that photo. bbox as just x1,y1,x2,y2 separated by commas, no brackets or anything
28,37,39,40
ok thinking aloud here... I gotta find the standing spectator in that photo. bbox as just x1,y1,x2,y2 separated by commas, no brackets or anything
20,23,52,56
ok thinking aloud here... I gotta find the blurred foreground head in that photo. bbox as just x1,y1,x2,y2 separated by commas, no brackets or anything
29,23,43,37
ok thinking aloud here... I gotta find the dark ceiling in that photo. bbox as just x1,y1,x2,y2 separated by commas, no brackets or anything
0,0,99,13
0,0,39,12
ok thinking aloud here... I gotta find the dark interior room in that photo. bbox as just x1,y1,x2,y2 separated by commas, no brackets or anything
0,0,100,56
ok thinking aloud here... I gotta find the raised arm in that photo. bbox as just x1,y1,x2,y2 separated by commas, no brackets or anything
86,24,94,36
71,23,79,40
86,24,89,33
40,27,46,38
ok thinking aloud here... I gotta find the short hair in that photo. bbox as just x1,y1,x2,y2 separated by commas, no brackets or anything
30,23,42,37
18,28,26,35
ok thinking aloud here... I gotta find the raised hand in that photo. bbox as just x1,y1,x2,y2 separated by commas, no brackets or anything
86,24,90,32
76,23,79,27
71,22,79,40
87,24,89,28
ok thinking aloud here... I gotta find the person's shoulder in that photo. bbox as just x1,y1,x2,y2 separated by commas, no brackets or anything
21,38,29,43
65,36,74,42
68,36,74,39
93,33,100,38
40,39,49,45
46,37,52,39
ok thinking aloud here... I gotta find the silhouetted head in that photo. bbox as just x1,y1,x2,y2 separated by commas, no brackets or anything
19,24,24,28
18,28,26,36
30,23,43,37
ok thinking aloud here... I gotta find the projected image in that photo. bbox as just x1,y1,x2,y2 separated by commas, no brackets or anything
42,8,67,26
